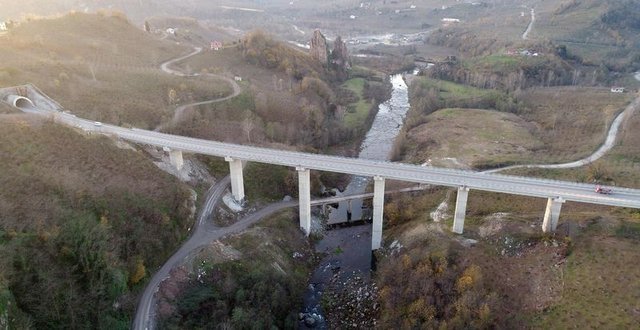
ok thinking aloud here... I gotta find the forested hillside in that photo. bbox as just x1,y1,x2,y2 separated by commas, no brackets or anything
0,117,193,328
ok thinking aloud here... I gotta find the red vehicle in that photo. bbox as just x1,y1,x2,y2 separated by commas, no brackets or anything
595,185,613,195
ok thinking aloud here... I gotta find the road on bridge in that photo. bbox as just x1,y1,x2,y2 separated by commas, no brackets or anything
43,110,640,210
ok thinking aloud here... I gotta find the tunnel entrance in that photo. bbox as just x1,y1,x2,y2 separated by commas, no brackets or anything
5,95,35,109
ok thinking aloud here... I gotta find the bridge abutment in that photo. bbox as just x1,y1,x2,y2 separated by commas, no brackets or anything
297,167,311,236
452,186,469,234
372,176,385,250
542,197,565,232
225,157,245,202
168,149,184,171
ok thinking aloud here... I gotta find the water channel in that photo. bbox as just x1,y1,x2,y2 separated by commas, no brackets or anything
299,74,411,328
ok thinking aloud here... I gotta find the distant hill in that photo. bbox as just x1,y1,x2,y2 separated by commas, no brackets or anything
534,0,640,70
422,0,640,91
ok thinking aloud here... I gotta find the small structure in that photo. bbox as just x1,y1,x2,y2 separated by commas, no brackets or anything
611,87,625,93
234,76,242,82
442,18,461,23
210,40,222,50
166,28,176,35
349,15,356,19
0,22,7,31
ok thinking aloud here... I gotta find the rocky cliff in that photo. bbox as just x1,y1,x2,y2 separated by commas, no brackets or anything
309,29,329,66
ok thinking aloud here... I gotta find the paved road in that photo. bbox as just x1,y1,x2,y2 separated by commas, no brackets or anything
485,93,640,174
44,111,640,209
156,47,242,131
522,8,535,40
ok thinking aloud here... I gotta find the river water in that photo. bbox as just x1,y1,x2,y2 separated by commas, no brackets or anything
299,74,410,328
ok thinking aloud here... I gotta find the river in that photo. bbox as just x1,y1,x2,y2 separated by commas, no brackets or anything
299,74,410,328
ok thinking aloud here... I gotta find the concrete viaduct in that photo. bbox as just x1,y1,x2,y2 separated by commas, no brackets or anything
8,94,640,250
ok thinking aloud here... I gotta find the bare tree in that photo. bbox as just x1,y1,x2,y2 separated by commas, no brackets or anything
242,113,256,143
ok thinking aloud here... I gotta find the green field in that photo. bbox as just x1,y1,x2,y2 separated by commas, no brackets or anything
413,77,499,100
341,77,374,129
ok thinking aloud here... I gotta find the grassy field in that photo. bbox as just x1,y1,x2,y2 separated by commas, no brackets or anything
402,108,542,168
341,77,374,129
505,99,640,189
413,77,500,101
402,79,635,168
517,87,633,162
531,233,640,328
463,55,549,73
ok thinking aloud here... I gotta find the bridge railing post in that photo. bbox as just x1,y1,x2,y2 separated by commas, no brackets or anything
372,176,386,250
225,156,245,203
542,197,565,232
297,167,311,236
452,186,470,234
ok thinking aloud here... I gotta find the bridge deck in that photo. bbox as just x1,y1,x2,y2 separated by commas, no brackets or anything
47,112,640,210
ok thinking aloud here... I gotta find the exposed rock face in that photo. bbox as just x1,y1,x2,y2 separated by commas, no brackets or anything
331,36,350,70
330,35,350,80
309,29,328,66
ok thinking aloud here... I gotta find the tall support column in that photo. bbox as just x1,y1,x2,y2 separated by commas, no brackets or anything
372,176,386,250
297,167,311,236
169,149,184,171
225,157,245,202
542,197,565,232
452,186,470,234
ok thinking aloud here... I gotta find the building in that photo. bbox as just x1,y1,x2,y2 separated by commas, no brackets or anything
611,87,625,93
0,22,7,31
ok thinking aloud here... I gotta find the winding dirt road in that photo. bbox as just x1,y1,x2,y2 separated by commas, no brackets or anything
484,93,640,174
156,47,241,131
522,8,535,40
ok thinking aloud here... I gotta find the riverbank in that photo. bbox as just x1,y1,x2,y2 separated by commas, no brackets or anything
299,73,411,328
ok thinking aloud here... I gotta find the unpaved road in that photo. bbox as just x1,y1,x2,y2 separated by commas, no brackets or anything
485,93,640,173
133,176,229,330
522,8,535,40
156,47,242,131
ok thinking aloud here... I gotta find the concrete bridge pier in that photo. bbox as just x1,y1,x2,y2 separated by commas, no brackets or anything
542,197,565,232
372,176,386,250
452,186,470,234
225,157,245,202
168,149,184,171
297,167,311,236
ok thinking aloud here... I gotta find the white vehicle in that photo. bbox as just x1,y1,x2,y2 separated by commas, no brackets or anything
93,121,103,127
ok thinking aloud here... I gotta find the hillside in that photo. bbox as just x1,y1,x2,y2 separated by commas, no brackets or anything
426,0,640,87
533,0,640,70
168,30,389,152
0,12,232,128
0,116,194,328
